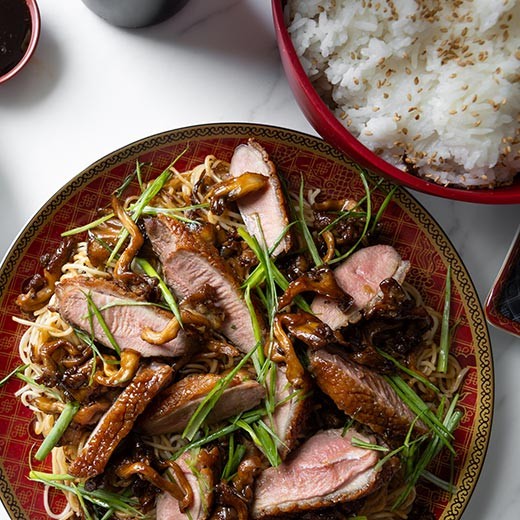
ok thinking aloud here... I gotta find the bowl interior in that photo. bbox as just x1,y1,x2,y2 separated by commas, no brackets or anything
272,0,520,204
0,0,40,85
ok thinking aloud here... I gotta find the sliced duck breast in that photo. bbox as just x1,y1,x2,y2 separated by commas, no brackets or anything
229,140,292,257
68,362,172,479
252,428,382,518
309,347,427,442
139,372,265,435
53,277,193,358
144,216,260,353
269,364,311,459
311,244,410,329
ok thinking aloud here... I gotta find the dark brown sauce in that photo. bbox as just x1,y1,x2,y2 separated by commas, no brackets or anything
0,0,31,76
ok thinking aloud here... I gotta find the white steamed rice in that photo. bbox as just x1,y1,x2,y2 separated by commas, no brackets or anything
285,0,520,188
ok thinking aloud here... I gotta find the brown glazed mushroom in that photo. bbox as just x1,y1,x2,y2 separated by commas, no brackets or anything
111,194,145,285
117,459,194,512
278,266,353,313
277,312,337,351
16,237,76,313
93,349,141,386
141,285,224,345
207,172,269,215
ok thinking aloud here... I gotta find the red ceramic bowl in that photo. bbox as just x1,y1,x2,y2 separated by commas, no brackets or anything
0,0,40,85
272,0,520,204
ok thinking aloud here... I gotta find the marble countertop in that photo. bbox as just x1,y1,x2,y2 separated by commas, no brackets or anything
0,1,519,518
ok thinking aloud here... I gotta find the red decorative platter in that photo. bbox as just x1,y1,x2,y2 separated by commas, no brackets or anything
0,123,493,519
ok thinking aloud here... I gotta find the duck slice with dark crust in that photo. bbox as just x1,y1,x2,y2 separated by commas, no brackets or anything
139,372,265,435
269,364,312,460
311,245,410,330
308,347,427,442
68,362,173,479
251,428,382,518
229,139,292,257
53,276,194,358
144,216,260,353
156,448,219,520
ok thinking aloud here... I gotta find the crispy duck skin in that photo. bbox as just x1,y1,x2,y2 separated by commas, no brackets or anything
52,276,194,357
309,347,427,442
311,244,410,330
68,362,173,479
229,139,292,257
139,372,265,435
251,428,382,518
144,216,261,353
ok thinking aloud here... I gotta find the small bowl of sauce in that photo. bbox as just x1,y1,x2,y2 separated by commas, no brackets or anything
0,0,40,84
486,225,520,338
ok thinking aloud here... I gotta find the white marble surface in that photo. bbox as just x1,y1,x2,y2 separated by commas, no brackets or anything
0,0,519,518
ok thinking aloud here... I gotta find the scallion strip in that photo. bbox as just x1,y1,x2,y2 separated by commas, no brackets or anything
350,438,389,452
298,177,322,267
369,184,397,234
319,175,384,237
244,285,265,375
142,203,209,214
393,395,462,509
329,167,372,265
0,363,28,387
61,212,115,237
174,408,266,459
376,348,440,395
35,401,80,461
221,434,247,482
437,265,452,373
385,375,454,452
74,328,116,366
114,160,146,198
235,418,281,467
421,469,458,493
85,291,121,356
29,471,143,518
135,257,183,326
183,345,259,441
108,148,187,265
16,373,62,401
